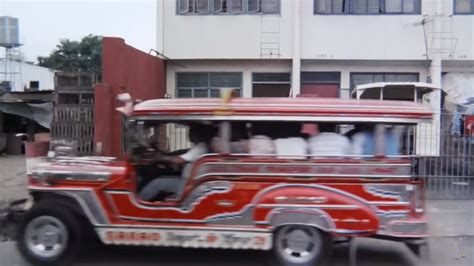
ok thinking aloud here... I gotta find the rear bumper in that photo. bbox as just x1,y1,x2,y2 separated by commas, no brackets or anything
376,218,429,240
372,234,427,245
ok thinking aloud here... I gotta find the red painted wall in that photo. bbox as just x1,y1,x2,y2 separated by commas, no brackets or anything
94,37,166,158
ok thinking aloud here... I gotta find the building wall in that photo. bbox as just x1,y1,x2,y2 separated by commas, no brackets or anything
0,59,55,92
159,1,294,59
166,59,429,98
166,60,292,98
158,0,474,61
94,37,166,158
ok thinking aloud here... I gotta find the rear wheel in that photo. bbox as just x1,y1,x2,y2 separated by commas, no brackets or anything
271,225,331,266
16,202,82,266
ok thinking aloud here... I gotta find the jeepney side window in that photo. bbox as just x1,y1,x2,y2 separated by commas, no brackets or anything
401,124,416,155
211,121,250,154
348,123,402,157
374,124,403,156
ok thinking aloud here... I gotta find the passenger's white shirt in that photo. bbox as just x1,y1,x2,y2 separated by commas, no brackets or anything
179,142,208,178
180,142,207,162
249,135,275,154
352,132,366,156
274,137,308,159
308,133,353,156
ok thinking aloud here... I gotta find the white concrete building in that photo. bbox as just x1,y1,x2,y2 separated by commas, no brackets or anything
0,59,55,92
157,0,473,101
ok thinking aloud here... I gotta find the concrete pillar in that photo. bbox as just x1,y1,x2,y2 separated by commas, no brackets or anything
156,0,165,54
291,0,301,97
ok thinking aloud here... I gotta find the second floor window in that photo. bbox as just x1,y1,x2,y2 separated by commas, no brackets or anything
314,0,421,15
454,0,473,14
179,0,210,14
176,72,242,98
178,0,280,15
214,0,243,13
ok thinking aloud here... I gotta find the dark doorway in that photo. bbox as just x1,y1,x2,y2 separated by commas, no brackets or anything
300,72,341,98
252,73,291,97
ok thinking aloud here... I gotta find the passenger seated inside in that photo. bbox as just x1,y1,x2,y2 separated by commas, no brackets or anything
248,122,276,155
139,123,215,201
273,122,307,159
211,122,249,154
309,123,353,156
351,124,401,156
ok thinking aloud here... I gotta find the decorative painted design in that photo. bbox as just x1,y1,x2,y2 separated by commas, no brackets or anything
363,184,411,201
97,228,272,250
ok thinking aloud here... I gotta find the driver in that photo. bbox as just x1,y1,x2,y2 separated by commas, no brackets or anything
139,123,215,201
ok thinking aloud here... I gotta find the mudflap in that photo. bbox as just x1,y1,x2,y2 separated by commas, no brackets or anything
0,199,28,240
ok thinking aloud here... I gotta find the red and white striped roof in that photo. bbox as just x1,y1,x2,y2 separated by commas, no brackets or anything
132,98,433,123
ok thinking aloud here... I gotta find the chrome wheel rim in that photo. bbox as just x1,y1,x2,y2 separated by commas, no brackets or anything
24,216,68,258
276,226,322,264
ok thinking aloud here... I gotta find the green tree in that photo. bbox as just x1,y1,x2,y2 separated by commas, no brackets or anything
38,34,102,75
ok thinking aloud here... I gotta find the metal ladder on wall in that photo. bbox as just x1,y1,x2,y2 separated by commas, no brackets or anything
415,13,458,59
260,14,281,59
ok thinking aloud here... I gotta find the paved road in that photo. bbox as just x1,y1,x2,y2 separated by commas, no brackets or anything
3,236,473,266
0,156,28,208
1,237,421,266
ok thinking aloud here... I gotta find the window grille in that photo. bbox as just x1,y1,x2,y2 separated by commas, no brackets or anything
314,0,420,14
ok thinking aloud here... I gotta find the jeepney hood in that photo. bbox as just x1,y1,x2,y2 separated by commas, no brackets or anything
30,156,127,183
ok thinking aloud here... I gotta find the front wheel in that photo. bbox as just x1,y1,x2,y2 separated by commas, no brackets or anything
271,225,331,266
16,201,82,266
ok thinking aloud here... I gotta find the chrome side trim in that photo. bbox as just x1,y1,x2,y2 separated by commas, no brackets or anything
257,204,360,210
133,115,426,124
94,224,271,232
195,173,412,179
30,188,109,225
369,201,410,206
31,170,110,182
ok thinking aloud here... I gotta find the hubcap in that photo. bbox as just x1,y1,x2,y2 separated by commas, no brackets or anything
276,226,322,264
24,216,68,258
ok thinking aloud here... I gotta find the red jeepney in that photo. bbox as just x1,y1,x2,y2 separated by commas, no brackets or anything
16,97,432,266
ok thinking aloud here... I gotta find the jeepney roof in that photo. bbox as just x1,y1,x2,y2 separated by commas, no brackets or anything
132,97,433,124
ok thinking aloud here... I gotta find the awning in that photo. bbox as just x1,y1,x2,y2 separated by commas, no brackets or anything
0,102,53,129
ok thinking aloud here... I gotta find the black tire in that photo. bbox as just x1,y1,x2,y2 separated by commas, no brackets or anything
268,225,332,266
16,200,83,266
